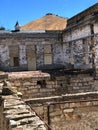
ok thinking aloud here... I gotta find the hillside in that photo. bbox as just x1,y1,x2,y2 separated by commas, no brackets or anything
21,13,68,30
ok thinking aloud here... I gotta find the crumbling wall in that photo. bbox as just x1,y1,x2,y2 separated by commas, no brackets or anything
94,23,98,33
95,35,98,69
36,43,44,68
63,25,91,42
53,43,64,65
48,100,98,130
8,72,98,99
72,40,84,68
0,45,9,70
67,3,98,28
0,96,4,130
0,32,63,71
63,24,93,69
19,44,27,69
8,74,58,99
55,73,98,94
26,93,98,130
0,98,9,130
63,3,98,70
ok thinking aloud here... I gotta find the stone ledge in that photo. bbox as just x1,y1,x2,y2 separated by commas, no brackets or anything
25,91,98,105
8,71,50,80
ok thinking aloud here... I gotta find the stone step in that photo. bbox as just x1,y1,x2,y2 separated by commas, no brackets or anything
6,113,36,121
17,117,38,125
4,109,30,115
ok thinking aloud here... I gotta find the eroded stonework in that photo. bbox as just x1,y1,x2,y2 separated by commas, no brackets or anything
1,3,98,130
0,73,46,130
0,3,98,73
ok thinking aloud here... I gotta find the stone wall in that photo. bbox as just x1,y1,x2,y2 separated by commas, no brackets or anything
0,31,64,71
8,71,98,99
0,88,10,130
26,93,98,130
67,3,98,28
0,4,98,72
11,78,57,99
46,99,98,130
0,72,47,130
8,71,58,99
63,3,98,71
63,24,93,69
0,96,4,130
0,73,10,130
56,73,96,94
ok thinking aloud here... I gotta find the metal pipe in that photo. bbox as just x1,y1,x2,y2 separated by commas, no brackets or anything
47,105,51,130
27,102,53,130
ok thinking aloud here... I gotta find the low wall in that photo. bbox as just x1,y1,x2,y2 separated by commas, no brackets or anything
8,71,98,99
8,71,58,99
56,73,97,94
8,72,98,99
26,92,98,130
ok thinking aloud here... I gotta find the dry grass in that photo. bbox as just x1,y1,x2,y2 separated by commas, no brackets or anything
21,14,68,30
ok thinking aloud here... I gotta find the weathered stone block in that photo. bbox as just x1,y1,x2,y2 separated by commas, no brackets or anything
63,108,74,113
40,88,55,93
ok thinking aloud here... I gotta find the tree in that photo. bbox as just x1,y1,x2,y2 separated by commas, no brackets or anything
0,26,5,30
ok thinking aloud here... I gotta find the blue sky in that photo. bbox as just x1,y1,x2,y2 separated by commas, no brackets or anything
0,0,98,30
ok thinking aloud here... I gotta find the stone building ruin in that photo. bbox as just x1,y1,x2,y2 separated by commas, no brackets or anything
0,3,98,73
1,3,98,130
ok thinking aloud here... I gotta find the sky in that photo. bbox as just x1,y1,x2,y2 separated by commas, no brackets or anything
0,0,98,30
